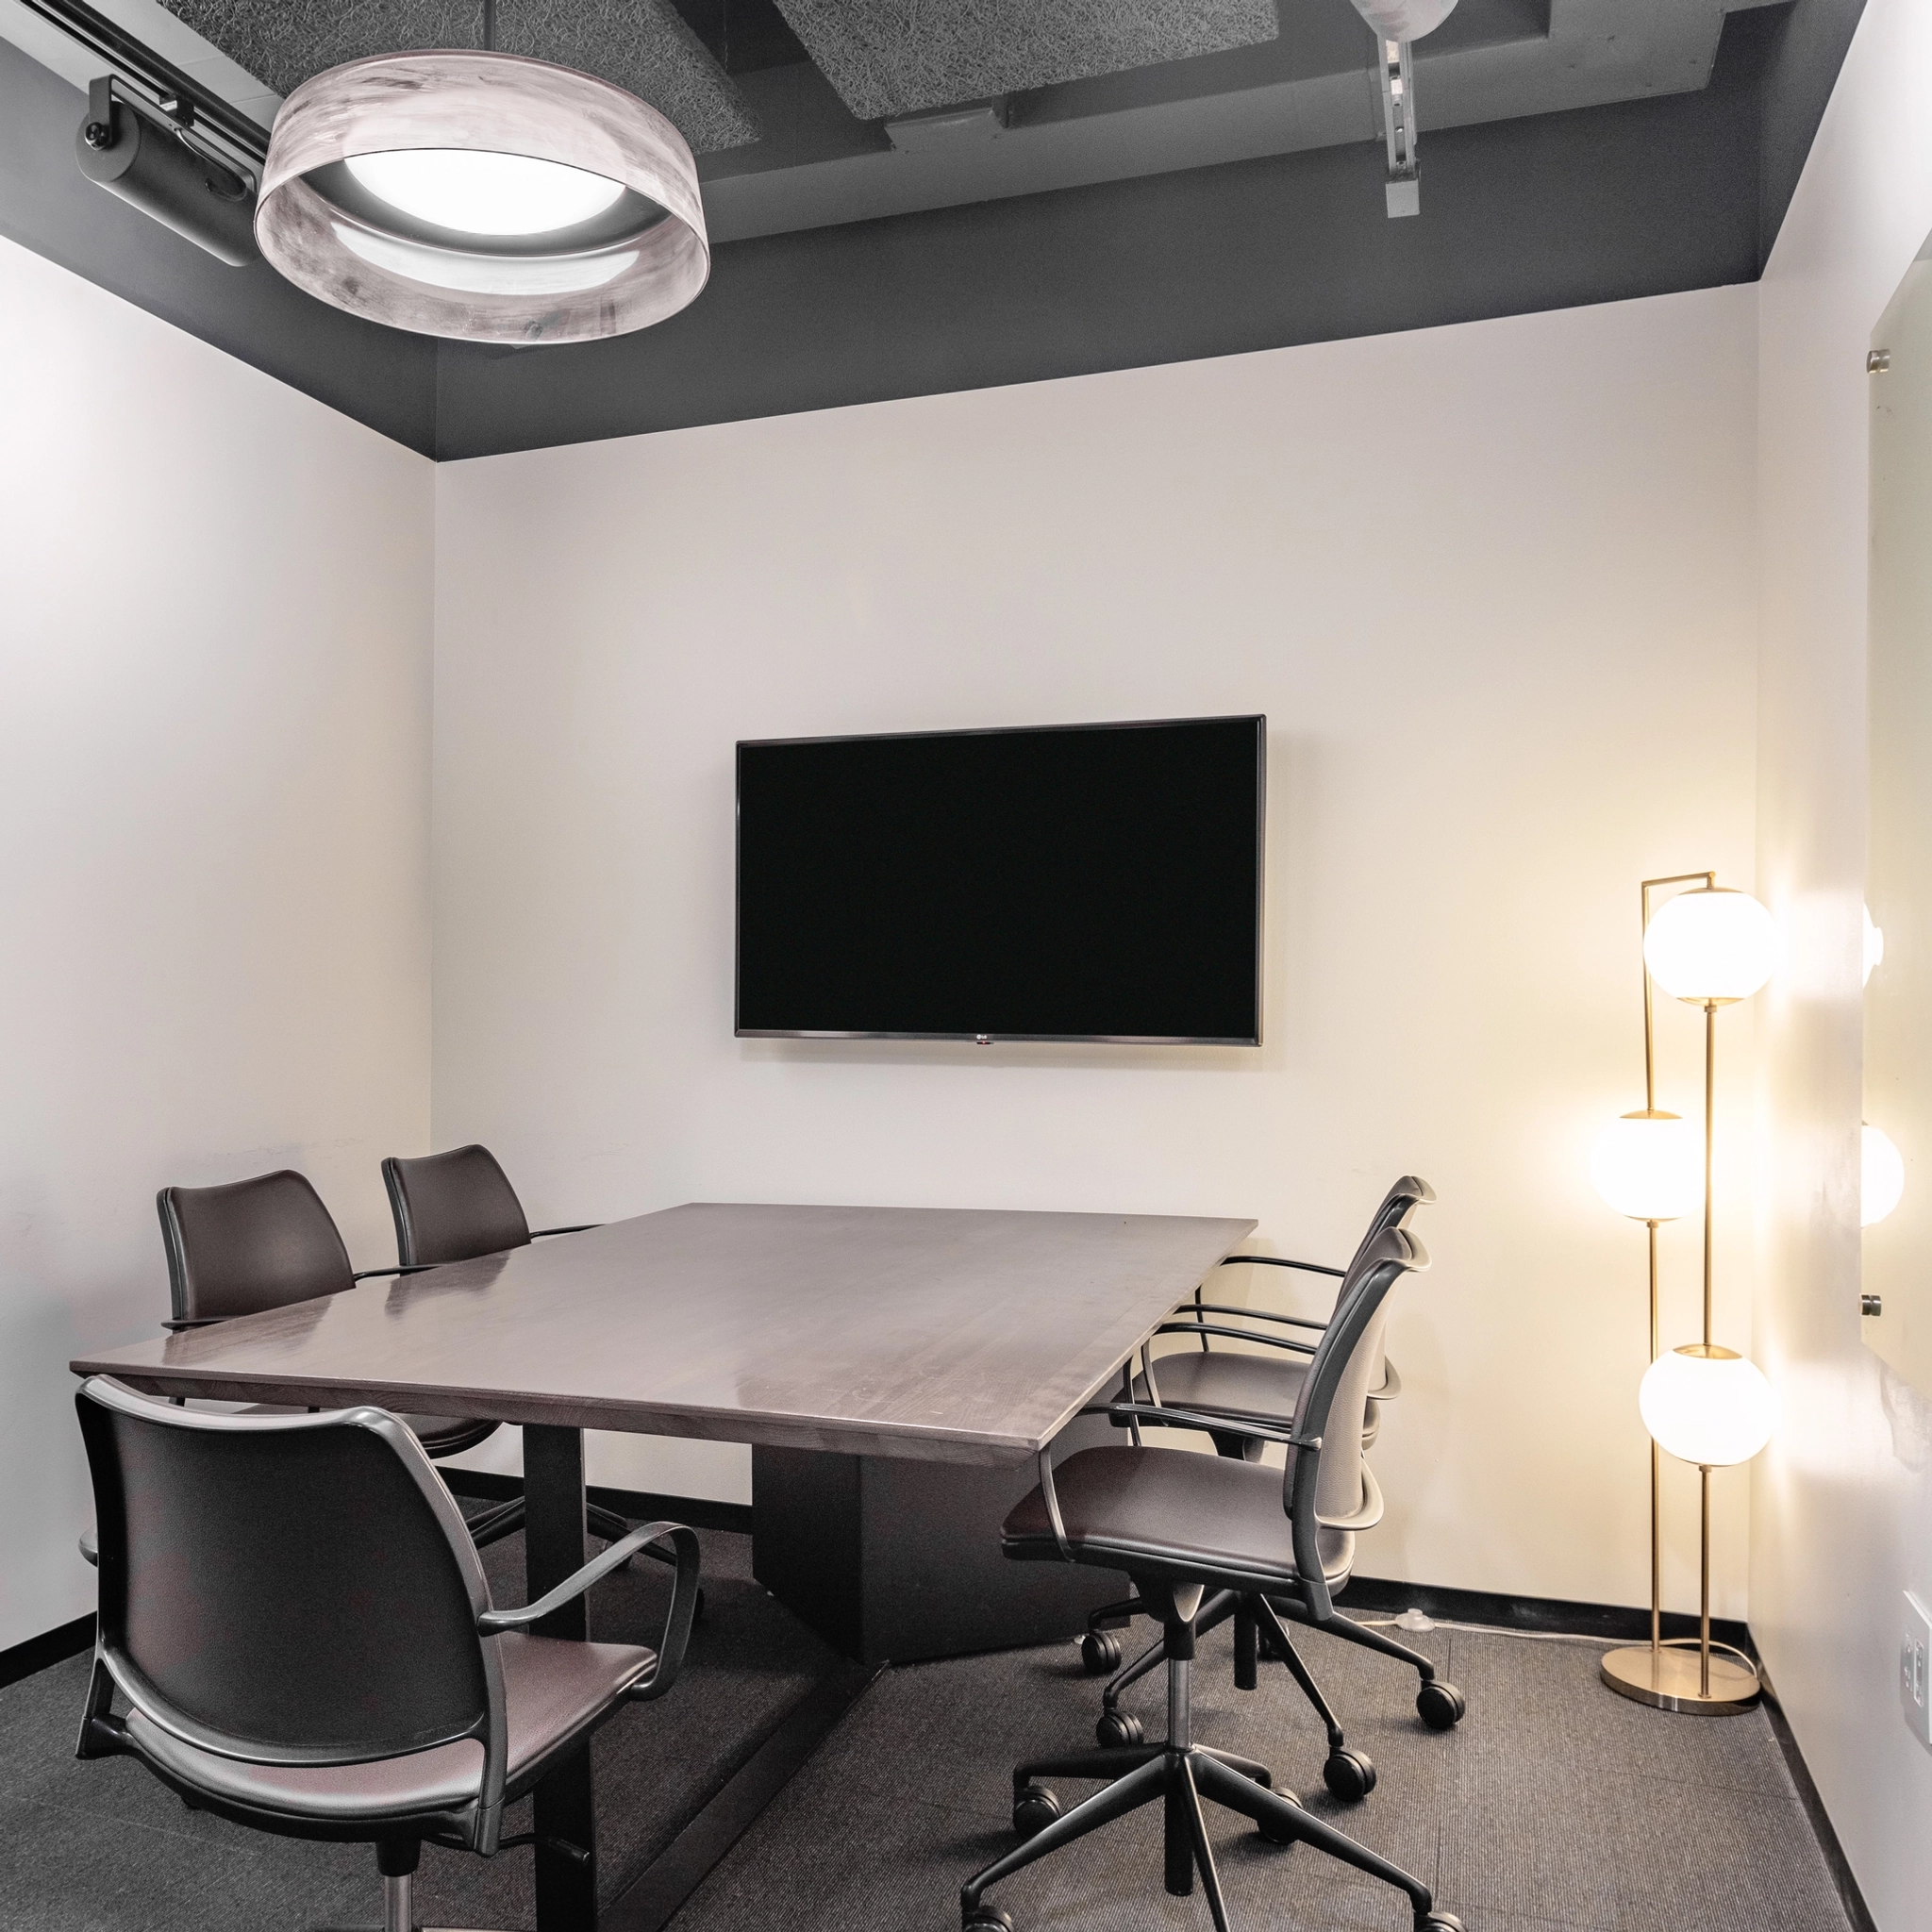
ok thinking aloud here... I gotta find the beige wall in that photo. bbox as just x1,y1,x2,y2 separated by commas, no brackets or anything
1752,0,1932,1924
0,234,435,1649
431,286,1763,1606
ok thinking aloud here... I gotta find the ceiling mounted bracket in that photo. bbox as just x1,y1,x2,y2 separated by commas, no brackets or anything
1378,37,1419,218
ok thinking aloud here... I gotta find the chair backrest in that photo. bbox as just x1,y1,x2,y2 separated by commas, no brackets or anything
76,1376,504,1783
382,1145,531,1269
1288,1225,1427,1537
1320,1175,1432,1399
1346,1175,1434,1269
158,1170,355,1324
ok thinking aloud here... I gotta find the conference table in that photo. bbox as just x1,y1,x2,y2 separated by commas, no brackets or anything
72,1200,1255,1931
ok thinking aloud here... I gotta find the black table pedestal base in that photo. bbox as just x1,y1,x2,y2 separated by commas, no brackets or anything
752,1411,1124,1664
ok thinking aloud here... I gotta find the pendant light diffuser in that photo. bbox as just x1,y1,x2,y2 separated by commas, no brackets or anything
256,52,708,345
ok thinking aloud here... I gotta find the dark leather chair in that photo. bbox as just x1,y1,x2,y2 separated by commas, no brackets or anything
958,1227,1463,1932
381,1142,594,1269
158,1172,517,1540
74,1374,697,1932
379,1144,634,1554
1079,1178,1460,1797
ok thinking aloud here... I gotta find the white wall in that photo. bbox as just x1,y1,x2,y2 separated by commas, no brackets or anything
432,288,1764,1607
1751,0,1932,1924
0,235,435,1649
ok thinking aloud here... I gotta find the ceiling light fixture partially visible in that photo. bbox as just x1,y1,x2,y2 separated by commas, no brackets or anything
1348,0,1460,218
255,48,708,345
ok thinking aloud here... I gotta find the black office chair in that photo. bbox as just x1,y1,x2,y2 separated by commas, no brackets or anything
959,1227,1462,1932
379,1144,633,1554
74,1374,697,1932
158,1170,536,1544
1078,1177,1458,1801
382,1142,597,1270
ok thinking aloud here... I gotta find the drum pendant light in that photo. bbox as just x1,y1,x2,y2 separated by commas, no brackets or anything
255,49,708,345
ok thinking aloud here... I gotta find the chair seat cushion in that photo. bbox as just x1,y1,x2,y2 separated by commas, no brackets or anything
398,1413,501,1458
124,1632,655,1828
1131,1353,1381,1448
1003,1445,1353,1593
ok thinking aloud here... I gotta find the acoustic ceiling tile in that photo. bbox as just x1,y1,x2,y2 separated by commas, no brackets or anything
773,0,1281,122
158,0,759,150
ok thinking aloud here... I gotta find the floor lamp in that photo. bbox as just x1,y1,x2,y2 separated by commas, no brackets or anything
1593,876,1778,1714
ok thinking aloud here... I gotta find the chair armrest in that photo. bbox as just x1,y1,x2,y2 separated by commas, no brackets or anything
353,1264,434,1280
1153,1321,1316,1356
478,1518,698,1639
79,1527,98,1568
1315,1460,1385,1532
160,1317,224,1332
532,1224,599,1239
1219,1255,1345,1279
1081,1399,1315,1454
1180,1303,1327,1330
1371,1361,1402,1402
622,1523,703,1703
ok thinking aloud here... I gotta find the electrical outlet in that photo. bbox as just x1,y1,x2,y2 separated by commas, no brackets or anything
1902,1592,1932,1749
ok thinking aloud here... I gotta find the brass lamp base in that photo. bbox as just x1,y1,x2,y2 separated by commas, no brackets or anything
1601,1640,1760,1714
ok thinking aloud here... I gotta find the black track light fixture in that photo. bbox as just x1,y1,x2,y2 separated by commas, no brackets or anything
75,77,258,265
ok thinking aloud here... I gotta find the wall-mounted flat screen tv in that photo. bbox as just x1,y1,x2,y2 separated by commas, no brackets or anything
736,715,1264,1044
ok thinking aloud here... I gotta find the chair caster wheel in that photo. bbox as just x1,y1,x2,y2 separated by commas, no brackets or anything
1417,1680,1467,1730
1322,1748,1376,1802
1081,1628,1122,1674
1012,1783,1061,1837
1418,1913,1465,1931
1095,1708,1144,1748
964,1910,1014,1932
1257,1806,1299,1846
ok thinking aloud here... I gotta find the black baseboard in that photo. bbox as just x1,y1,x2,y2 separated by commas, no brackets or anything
0,1614,94,1692
1341,1574,1755,1657
1759,1673,1878,1932
439,1469,755,1537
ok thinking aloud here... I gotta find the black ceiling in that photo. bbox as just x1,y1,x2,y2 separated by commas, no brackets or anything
0,0,1865,463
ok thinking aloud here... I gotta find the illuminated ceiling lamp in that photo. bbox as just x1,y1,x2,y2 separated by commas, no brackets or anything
255,23,707,346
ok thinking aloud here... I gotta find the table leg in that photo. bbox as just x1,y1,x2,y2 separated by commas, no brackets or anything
525,1424,598,1930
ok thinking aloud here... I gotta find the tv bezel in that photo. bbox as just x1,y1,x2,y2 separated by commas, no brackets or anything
734,713,1266,1047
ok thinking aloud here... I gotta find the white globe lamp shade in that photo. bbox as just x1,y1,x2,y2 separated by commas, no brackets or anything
1863,1123,1906,1227
1864,904,1886,987
1638,1345,1776,1467
1590,1110,1701,1221
1641,887,1778,1005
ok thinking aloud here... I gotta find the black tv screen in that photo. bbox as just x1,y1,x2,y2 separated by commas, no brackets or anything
736,716,1264,1043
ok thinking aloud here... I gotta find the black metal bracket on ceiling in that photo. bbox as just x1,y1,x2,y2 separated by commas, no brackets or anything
15,0,271,164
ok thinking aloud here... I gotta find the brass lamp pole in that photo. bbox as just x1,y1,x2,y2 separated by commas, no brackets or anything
1599,874,1774,1715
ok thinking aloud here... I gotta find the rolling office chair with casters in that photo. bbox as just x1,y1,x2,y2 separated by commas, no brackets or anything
158,1170,525,1543
380,1143,635,1556
73,1375,699,1932
959,1226,1462,1932
1081,1174,1431,1674
1080,1178,1458,1801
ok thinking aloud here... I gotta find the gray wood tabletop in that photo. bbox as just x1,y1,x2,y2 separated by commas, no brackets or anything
70,1202,1255,1464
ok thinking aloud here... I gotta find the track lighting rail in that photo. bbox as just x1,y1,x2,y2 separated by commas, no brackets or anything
14,0,270,164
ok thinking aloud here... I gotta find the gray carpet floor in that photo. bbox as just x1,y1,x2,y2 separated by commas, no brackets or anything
675,1610,1857,1932
0,1529,1856,1932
